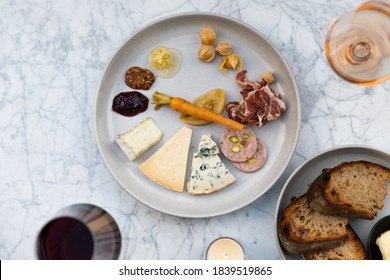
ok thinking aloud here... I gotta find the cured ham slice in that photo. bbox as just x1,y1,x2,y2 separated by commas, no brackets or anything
227,70,286,127
226,101,245,123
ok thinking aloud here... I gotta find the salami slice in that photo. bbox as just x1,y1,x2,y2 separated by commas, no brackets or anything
232,137,267,173
220,127,257,163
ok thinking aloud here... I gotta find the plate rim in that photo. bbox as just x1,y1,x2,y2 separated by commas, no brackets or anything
93,12,301,218
274,143,390,259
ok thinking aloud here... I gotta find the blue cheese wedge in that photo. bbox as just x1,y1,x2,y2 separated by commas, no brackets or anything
139,126,192,192
187,134,236,195
115,117,163,161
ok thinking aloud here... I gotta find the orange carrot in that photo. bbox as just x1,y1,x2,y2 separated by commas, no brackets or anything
152,91,244,131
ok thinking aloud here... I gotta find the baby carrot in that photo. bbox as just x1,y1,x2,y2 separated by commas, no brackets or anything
152,91,244,131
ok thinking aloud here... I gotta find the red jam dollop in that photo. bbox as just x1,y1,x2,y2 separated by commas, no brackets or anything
112,91,149,117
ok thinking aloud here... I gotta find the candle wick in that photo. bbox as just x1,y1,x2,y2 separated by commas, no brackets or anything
224,254,228,259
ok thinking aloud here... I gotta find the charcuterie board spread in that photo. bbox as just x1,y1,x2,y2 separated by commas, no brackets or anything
94,13,300,217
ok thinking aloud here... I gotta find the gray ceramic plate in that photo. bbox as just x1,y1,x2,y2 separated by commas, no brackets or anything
94,12,300,218
275,145,390,259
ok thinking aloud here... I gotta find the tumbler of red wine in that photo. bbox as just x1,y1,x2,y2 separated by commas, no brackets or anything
36,204,121,260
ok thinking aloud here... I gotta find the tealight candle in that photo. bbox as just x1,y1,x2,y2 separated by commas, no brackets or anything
206,237,245,260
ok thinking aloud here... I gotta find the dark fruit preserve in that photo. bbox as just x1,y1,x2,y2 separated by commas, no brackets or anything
38,217,94,260
112,91,149,117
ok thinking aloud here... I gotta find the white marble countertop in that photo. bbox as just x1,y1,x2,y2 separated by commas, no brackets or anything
1,0,390,260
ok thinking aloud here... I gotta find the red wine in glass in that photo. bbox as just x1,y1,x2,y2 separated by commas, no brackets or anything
37,204,121,260
38,217,94,260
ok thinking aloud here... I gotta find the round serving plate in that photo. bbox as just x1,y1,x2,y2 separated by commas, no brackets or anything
94,12,300,218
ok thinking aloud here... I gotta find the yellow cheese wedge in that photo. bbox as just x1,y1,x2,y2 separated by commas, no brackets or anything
139,126,192,192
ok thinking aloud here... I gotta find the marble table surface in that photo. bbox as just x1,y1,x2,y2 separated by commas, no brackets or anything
1,0,390,260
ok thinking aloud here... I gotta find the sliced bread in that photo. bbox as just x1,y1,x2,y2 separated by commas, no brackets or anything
307,161,390,220
303,224,368,260
278,194,349,254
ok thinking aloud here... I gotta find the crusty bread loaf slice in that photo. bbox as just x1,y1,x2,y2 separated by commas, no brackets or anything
303,224,368,260
307,161,390,220
278,194,349,254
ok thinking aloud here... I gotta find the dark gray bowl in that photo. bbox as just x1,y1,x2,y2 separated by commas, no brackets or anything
367,215,390,260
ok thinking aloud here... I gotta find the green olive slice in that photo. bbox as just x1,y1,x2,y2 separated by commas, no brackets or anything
180,88,226,126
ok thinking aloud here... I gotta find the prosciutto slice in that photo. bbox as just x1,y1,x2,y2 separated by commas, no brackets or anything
226,70,286,127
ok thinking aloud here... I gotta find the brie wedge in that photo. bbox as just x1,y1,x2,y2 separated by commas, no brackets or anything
115,117,163,162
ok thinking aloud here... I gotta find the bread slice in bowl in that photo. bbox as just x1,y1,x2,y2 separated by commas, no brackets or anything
278,194,349,254
307,161,390,220
303,224,368,260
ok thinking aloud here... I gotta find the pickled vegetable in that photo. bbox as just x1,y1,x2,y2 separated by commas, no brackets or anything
180,88,226,126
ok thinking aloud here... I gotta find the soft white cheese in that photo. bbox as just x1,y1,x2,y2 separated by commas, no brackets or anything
115,117,163,161
376,230,390,260
187,134,236,195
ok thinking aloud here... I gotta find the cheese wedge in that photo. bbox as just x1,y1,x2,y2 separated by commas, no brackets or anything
139,126,192,192
115,117,163,161
187,134,236,195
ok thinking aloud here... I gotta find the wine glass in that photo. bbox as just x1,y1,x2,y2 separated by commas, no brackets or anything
36,204,121,260
325,1,390,85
